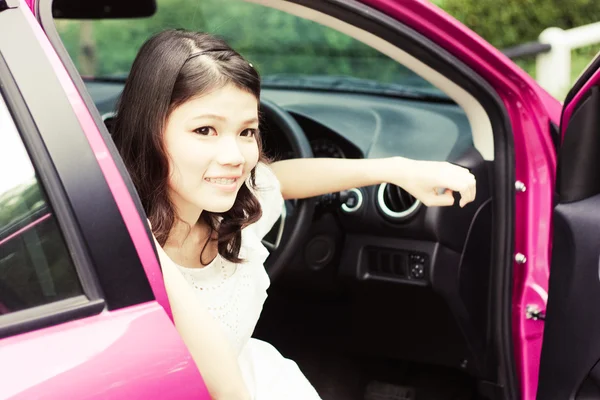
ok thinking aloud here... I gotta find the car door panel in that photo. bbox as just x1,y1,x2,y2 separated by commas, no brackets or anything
29,0,172,314
0,4,210,398
540,197,600,398
537,57,600,399
1,303,206,399
1,2,155,311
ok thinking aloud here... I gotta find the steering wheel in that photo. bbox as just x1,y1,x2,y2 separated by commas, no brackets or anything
259,99,316,280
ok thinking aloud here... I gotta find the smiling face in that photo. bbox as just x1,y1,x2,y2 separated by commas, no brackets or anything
163,83,260,223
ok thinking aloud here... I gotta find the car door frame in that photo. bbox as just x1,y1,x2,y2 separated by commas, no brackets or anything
352,1,563,399
31,0,172,314
280,1,548,399
536,56,600,399
0,3,209,398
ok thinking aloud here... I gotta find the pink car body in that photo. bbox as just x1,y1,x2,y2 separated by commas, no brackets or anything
1,0,599,399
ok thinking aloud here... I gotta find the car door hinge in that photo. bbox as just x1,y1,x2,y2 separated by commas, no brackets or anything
0,0,18,12
526,305,546,321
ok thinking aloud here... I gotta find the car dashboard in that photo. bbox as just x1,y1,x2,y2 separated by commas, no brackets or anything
84,79,493,376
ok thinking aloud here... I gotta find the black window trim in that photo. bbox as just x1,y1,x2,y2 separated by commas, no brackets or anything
0,297,106,339
0,5,155,314
0,4,154,341
0,52,106,339
36,0,161,267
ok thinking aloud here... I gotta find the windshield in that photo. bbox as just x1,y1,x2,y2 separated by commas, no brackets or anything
55,0,448,100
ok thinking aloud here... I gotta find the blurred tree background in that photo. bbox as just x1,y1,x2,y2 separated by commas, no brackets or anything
435,0,600,84
55,0,423,86
55,0,600,97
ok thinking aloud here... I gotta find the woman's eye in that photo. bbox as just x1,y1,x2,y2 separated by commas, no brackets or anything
240,129,257,137
193,126,215,136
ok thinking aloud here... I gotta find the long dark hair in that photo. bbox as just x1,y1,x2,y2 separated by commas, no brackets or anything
112,29,264,263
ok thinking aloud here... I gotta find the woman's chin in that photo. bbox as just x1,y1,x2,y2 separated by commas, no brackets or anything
201,198,237,214
196,181,247,214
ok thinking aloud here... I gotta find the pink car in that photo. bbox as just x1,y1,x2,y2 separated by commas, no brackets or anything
0,0,598,399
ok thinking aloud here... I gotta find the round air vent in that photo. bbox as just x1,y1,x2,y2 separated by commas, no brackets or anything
377,183,421,220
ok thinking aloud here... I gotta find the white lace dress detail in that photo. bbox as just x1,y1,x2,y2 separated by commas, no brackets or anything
174,228,270,355
167,163,321,399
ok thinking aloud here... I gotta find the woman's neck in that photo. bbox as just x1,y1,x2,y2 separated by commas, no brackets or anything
164,217,218,268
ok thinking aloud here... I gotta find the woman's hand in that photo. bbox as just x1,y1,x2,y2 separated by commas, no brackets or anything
388,157,476,208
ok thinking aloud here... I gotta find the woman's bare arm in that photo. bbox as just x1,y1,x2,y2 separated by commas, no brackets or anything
270,156,476,208
157,236,251,400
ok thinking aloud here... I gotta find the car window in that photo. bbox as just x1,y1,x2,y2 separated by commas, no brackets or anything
0,93,82,317
55,0,447,99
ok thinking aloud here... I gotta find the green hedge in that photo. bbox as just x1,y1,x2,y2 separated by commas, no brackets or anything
441,0,600,49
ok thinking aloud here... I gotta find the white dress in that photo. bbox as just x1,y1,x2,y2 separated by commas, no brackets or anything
162,163,321,400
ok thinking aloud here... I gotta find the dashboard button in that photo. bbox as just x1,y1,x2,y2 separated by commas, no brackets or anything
341,188,363,213
410,263,425,279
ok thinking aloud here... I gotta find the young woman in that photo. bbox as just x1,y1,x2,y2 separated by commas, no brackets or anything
112,29,476,400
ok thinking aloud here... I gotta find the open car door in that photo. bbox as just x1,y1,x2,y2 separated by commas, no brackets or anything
537,54,600,399
0,3,210,399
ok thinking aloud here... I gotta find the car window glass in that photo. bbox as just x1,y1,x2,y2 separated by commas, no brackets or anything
0,93,82,317
55,0,447,99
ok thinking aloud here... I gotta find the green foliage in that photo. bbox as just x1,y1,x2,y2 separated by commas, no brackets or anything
54,0,600,95
438,0,600,91
54,0,434,91
443,0,600,49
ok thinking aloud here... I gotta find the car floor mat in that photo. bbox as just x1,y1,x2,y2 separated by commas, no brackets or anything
364,381,416,400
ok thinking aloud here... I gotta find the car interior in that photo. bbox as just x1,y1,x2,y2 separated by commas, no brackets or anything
44,0,517,398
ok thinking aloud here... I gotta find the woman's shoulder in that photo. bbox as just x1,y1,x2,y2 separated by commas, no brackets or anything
247,162,284,239
253,162,280,193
